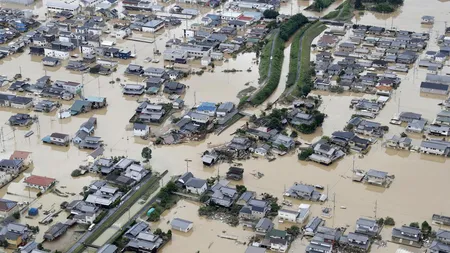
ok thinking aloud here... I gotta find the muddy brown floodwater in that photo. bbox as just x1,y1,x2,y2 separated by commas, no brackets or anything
0,0,448,252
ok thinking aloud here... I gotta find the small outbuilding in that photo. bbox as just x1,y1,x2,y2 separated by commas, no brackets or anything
170,218,193,232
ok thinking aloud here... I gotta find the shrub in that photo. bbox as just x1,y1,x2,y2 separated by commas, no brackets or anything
12,212,20,219
71,169,82,177
384,217,395,226
298,148,313,160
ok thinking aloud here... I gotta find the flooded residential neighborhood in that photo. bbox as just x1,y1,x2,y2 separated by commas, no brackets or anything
0,0,448,252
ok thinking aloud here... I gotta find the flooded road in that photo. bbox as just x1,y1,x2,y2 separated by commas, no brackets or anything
0,0,448,252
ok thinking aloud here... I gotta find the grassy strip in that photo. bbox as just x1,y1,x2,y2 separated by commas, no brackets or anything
295,22,327,97
251,36,285,106
286,23,313,87
323,0,354,21
258,34,275,83
336,0,354,21
72,176,161,253
307,0,335,11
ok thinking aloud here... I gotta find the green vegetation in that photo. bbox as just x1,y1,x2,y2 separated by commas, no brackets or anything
147,181,179,222
71,169,82,177
286,23,313,87
296,22,327,97
261,194,281,218
357,0,404,13
286,225,301,238
258,36,274,82
198,204,242,226
421,221,432,239
238,95,250,109
236,185,247,195
324,0,354,21
264,108,289,130
409,222,419,228
72,175,161,253
308,0,335,11
94,211,107,224
12,212,20,219
279,14,309,41
373,3,394,12
141,147,152,162
298,148,313,160
251,36,285,105
384,216,395,226
263,9,279,19
294,110,325,134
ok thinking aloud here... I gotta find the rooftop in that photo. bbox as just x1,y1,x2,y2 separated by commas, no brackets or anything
24,175,56,187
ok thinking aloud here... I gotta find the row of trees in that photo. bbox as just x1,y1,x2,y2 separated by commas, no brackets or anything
309,0,335,12
279,14,309,41
355,0,404,12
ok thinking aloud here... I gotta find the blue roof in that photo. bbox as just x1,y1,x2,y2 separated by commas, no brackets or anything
197,102,216,112
421,81,449,91
206,14,221,20
86,96,106,103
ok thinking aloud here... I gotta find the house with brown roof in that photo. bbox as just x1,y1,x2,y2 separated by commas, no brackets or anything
24,175,56,191
9,151,32,166
0,198,19,219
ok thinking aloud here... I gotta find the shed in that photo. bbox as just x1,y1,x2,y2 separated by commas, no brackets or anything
171,218,193,232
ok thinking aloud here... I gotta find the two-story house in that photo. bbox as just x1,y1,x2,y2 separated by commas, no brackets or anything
392,226,422,247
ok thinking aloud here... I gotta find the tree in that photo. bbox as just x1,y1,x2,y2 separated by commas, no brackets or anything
384,217,395,226
236,185,247,195
141,147,152,161
409,222,419,228
12,212,20,219
376,218,384,226
71,169,82,177
37,243,44,250
354,0,363,9
155,228,163,235
286,225,301,238
298,148,313,160
167,230,172,240
263,9,279,19
0,240,8,248
148,210,161,222
421,221,431,234
290,131,298,138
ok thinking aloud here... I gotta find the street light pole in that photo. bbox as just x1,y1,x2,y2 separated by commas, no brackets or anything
184,159,192,172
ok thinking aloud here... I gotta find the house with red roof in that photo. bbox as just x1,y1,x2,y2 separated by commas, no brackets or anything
9,151,32,166
24,175,56,191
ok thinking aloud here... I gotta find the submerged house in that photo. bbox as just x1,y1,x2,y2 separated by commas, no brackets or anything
420,140,450,156
392,226,422,247
365,169,388,186
386,135,412,149
309,141,345,165
284,183,322,201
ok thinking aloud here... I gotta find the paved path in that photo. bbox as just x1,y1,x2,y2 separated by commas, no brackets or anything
248,29,279,102
66,172,162,253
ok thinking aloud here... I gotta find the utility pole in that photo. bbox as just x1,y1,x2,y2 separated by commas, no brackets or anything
184,159,192,172
374,200,378,219
0,127,5,152
332,193,336,227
